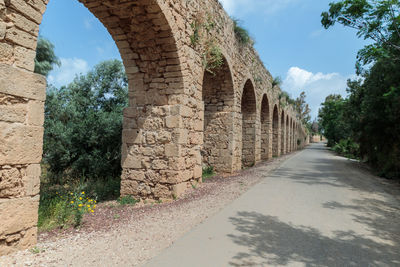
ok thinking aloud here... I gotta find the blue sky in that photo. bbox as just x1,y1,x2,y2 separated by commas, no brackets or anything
40,0,366,119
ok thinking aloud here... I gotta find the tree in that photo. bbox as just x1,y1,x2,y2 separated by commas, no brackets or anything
321,0,400,73
294,91,311,125
34,37,60,76
318,94,349,147
43,59,128,183
321,0,400,179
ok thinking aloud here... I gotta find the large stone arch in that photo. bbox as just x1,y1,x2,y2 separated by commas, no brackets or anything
260,94,271,160
272,105,279,157
201,55,235,173
280,110,286,155
241,79,257,168
0,0,194,255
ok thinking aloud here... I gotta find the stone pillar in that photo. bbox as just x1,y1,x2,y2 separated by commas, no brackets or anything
120,104,202,201
0,64,46,255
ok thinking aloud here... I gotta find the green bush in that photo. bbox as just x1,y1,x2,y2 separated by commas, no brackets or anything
232,18,251,45
332,138,360,160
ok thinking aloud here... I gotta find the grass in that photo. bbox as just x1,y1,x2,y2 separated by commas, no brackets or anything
202,166,216,182
118,195,139,206
38,176,121,231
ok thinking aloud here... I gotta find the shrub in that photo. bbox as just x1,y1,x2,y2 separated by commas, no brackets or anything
332,138,360,160
232,18,251,45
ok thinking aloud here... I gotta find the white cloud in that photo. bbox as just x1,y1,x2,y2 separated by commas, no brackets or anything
48,58,89,87
219,0,299,16
282,67,355,119
83,18,93,30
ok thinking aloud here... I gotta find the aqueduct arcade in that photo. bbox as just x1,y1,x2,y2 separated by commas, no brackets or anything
0,0,308,254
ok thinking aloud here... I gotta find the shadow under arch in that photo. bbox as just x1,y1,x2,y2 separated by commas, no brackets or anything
260,94,271,160
272,105,279,157
241,79,257,168
285,114,289,154
201,54,235,173
280,110,285,155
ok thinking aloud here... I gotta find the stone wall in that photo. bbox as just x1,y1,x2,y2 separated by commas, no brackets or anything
0,0,309,255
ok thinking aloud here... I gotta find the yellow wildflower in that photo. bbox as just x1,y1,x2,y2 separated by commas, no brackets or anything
78,204,83,207
81,191,85,195
79,197,82,200
70,192,73,195
70,201,74,204
87,205,90,208
91,210,94,213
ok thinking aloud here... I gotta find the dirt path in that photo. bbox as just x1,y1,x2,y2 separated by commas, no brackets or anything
0,151,295,266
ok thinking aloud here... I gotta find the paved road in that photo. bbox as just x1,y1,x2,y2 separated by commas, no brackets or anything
146,143,400,267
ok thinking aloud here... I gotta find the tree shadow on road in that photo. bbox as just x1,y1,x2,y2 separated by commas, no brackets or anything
228,211,400,267
323,198,400,249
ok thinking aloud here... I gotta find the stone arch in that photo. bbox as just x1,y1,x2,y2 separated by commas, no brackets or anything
272,105,280,157
260,94,271,160
0,0,191,254
291,119,295,152
285,115,289,154
241,79,257,168
280,110,285,155
202,55,235,173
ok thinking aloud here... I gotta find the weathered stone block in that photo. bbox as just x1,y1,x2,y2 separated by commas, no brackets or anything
165,115,182,128
172,182,188,198
0,122,43,165
27,100,44,126
0,196,39,236
14,46,36,71
121,154,142,169
0,103,27,123
0,43,13,65
7,0,43,24
5,27,36,50
0,166,24,198
164,144,181,157
23,164,40,196
0,21,5,39
122,129,143,144
0,227,37,256
0,64,46,101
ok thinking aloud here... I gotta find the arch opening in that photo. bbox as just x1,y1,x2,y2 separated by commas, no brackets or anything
286,115,289,154
202,57,234,173
280,110,285,155
272,105,279,157
0,0,188,255
261,95,271,160
241,80,256,168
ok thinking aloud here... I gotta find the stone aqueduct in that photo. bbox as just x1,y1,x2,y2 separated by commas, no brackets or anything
0,0,308,254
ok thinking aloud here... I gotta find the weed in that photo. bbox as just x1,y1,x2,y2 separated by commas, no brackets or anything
203,41,223,74
232,18,251,45
272,76,282,87
118,195,139,206
202,166,216,182
113,214,120,220
30,247,44,254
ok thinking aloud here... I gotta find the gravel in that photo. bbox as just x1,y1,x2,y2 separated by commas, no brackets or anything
0,154,295,267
